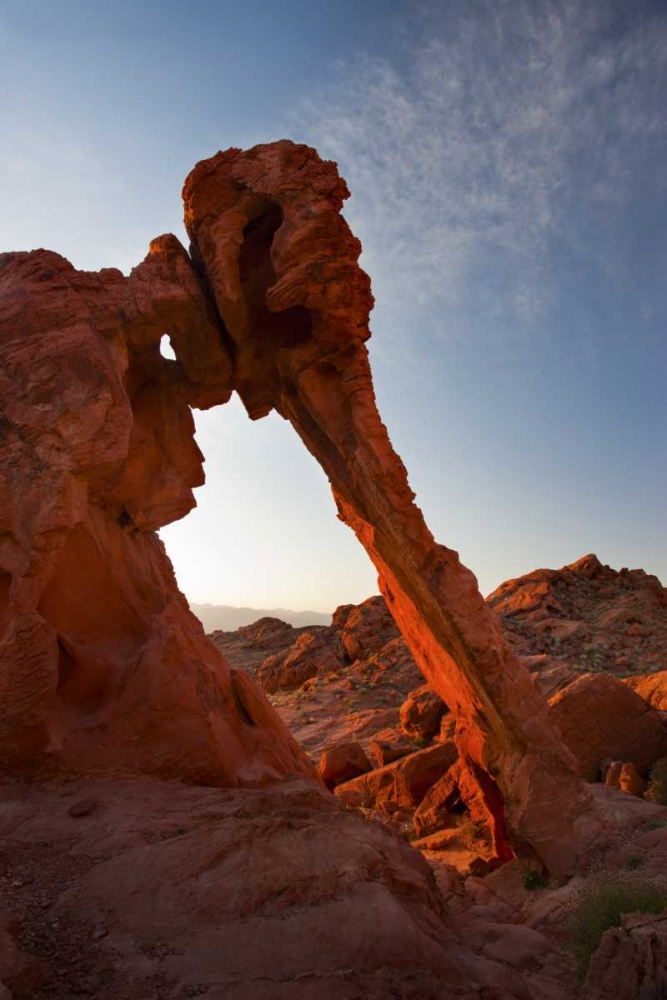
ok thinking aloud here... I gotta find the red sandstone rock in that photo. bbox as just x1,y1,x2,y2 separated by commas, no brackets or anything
625,669,667,710
1,140,606,874
582,911,667,1000
317,741,372,790
0,242,313,787
334,740,458,812
332,595,399,662
0,913,45,993
213,597,423,760
258,629,341,693
182,139,600,875
399,683,447,741
438,712,457,742
549,673,667,781
369,738,413,767
413,763,462,838
604,760,647,797
489,554,667,692
619,763,647,797
0,775,544,1000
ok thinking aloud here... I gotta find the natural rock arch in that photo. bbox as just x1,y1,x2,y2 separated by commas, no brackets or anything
0,140,600,874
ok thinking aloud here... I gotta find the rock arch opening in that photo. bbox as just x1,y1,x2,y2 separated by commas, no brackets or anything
0,140,602,875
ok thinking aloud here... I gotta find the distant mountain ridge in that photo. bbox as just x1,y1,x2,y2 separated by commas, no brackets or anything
190,603,332,633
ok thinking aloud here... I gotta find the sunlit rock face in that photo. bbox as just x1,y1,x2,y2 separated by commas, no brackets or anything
0,140,600,873
183,141,601,875
0,237,313,787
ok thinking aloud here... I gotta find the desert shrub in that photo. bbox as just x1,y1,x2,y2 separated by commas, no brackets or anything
569,877,667,974
522,868,548,891
625,854,644,870
646,756,667,805
456,815,491,850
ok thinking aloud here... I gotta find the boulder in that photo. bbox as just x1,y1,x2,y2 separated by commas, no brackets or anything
258,630,342,693
549,673,667,781
413,764,462,838
399,684,447,741
582,911,667,1000
369,738,413,767
332,596,399,662
318,742,372,790
625,670,667,711
605,761,647,797
334,740,458,812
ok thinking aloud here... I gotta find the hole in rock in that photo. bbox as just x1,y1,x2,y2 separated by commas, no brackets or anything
160,395,376,631
237,206,312,351
160,334,176,359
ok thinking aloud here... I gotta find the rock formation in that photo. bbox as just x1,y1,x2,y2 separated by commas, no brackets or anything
0,238,311,787
1,139,603,874
490,553,667,697
549,673,667,781
183,140,600,874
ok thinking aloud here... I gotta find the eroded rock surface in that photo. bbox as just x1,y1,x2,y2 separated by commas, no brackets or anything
183,140,600,873
549,673,667,781
0,776,546,1000
0,241,312,787
2,140,604,872
582,911,667,1000
490,553,667,696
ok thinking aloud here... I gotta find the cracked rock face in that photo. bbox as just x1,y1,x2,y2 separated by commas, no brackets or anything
1,140,601,872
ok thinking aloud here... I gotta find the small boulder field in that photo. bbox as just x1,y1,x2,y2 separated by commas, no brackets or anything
1,555,667,999
212,555,667,877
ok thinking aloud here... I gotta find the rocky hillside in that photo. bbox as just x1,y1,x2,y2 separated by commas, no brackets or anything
212,553,667,746
211,554,667,873
210,597,424,757
489,553,667,696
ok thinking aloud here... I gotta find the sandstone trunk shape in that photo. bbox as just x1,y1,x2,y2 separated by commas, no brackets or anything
183,141,600,875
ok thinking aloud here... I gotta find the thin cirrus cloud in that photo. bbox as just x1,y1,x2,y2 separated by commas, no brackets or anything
288,1,667,343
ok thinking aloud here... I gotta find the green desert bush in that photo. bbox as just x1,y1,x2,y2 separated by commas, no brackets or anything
521,868,548,891
646,756,667,805
569,877,667,974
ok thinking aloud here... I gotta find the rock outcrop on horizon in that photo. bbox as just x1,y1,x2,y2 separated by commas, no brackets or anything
489,553,667,697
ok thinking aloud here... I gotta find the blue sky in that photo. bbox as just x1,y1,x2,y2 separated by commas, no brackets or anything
2,0,665,612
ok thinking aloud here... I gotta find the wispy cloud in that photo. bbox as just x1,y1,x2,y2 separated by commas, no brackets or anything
288,1,667,345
